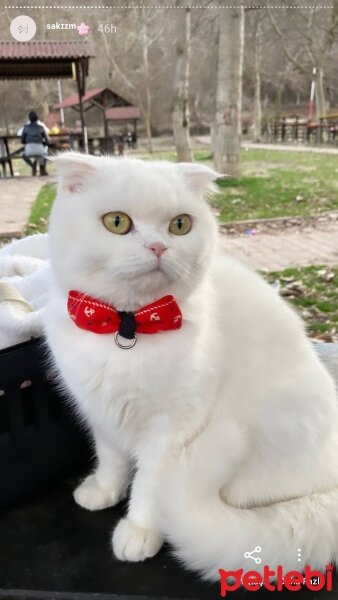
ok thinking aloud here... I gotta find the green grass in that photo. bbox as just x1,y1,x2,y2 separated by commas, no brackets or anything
263,265,338,342
25,148,338,233
216,149,338,222
25,183,56,235
138,147,338,222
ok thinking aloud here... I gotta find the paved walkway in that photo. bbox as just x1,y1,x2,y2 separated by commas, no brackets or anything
220,223,338,271
194,136,338,155
0,177,47,240
243,142,338,155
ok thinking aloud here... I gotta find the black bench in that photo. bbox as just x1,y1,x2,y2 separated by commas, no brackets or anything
1,339,337,599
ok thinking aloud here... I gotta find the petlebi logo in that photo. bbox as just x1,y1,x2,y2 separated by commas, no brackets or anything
218,564,334,596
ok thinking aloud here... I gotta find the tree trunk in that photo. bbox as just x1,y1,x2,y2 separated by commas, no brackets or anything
41,99,49,120
315,66,326,119
144,106,153,154
4,105,10,135
141,9,153,153
252,20,262,142
29,80,39,112
212,6,245,177
276,86,283,117
173,3,193,162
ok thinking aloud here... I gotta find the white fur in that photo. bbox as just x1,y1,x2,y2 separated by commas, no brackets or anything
44,152,338,578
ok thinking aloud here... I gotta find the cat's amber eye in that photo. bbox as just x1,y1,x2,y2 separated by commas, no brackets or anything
169,214,192,236
102,212,132,235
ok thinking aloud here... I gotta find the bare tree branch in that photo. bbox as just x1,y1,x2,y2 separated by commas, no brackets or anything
267,7,307,74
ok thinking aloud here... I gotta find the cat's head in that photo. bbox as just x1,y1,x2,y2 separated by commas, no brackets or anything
49,153,220,310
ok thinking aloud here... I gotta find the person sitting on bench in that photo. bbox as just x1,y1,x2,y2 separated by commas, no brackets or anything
21,111,50,176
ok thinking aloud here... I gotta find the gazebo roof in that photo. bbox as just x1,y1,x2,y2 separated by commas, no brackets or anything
53,87,139,136
53,87,131,110
0,41,94,59
105,106,141,121
0,41,95,80
54,87,107,109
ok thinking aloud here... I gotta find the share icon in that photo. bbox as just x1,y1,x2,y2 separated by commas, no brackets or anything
244,546,262,564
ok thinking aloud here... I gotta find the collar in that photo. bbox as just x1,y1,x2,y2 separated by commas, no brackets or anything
67,290,182,349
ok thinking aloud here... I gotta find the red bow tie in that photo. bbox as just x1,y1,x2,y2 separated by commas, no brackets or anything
67,290,183,347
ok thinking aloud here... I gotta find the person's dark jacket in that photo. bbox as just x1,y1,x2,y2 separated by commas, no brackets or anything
21,122,50,146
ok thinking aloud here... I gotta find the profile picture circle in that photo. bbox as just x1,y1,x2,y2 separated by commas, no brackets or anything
10,15,37,42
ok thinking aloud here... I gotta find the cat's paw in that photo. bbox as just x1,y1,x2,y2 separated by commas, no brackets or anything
112,518,163,562
73,474,123,511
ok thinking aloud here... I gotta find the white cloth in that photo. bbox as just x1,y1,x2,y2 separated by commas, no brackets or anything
0,233,49,260
0,234,51,350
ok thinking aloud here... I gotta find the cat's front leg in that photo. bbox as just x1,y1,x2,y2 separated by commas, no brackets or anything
111,417,248,562
74,433,130,511
112,445,165,562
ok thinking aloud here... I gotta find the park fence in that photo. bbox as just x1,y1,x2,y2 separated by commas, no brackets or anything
266,117,338,145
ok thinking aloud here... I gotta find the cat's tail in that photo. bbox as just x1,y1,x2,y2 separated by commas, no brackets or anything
155,420,338,582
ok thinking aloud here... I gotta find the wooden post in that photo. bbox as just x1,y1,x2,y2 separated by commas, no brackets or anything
134,119,138,147
5,137,13,177
76,60,87,153
103,110,109,138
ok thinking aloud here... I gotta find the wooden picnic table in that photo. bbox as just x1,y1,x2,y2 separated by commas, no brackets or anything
0,133,119,177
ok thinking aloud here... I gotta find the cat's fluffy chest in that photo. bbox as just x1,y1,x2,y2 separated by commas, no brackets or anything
46,290,217,447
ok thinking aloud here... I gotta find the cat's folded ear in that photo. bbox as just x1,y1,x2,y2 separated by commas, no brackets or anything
51,152,98,194
175,163,227,196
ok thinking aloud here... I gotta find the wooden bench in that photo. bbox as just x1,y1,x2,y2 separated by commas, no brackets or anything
0,145,24,177
0,134,74,178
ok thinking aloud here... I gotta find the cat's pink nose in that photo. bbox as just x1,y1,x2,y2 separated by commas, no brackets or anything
145,242,167,258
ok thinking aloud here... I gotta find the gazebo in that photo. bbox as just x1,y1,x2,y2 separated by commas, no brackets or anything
54,87,140,137
105,106,141,138
0,41,95,151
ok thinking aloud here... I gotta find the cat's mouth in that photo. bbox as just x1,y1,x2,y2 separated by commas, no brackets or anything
143,265,166,277
149,264,163,273
134,262,170,281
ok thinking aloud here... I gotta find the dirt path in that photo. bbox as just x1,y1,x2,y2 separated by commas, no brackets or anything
0,177,49,240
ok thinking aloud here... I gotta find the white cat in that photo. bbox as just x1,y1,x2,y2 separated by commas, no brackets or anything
44,152,338,582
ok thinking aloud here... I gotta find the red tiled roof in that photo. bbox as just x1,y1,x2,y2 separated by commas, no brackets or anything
0,41,95,60
54,88,106,109
105,106,141,121
54,87,133,110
